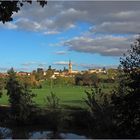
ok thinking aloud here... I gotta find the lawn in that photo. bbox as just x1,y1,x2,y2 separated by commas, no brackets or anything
33,85,87,108
0,83,116,108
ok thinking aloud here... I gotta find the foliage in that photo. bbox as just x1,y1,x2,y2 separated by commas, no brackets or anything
84,87,114,138
75,73,99,86
110,36,140,138
17,75,36,88
54,76,75,86
0,85,2,98
0,78,5,97
85,88,101,115
6,68,36,122
45,92,62,131
84,87,111,117
32,67,54,81
45,92,60,109
0,0,47,23
32,69,44,81
107,68,118,80
120,38,140,94
45,69,54,79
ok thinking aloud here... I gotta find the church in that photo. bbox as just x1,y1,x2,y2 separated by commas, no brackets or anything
68,60,79,74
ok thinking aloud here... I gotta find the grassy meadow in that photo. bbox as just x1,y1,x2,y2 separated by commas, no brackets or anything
0,82,116,108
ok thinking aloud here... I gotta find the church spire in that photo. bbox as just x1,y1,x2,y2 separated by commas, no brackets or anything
68,60,72,74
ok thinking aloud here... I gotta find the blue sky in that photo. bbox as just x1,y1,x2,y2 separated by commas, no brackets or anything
0,1,139,72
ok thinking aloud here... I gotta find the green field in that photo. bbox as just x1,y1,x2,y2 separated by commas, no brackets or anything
0,83,115,108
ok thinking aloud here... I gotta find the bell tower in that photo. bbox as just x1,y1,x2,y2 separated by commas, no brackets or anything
68,60,72,74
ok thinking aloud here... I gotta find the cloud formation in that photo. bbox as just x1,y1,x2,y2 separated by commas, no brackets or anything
53,61,69,66
0,67,30,72
55,51,67,55
94,22,140,34
0,22,17,29
53,61,76,66
1,1,140,57
4,1,139,35
22,62,47,67
61,35,136,56
79,63,118,69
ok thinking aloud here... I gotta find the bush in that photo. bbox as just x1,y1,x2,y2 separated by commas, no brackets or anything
45,92,62,131
6,68,36,123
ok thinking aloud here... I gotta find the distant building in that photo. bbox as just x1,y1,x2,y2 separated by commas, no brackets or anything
53,71,60,77
0,73,8,78
17,72,31,76
50,60,79,78
43,71,46,76
68,60,72,74
88,69,97,73
88,68,106,74
71,70,79,74
68,60,79,75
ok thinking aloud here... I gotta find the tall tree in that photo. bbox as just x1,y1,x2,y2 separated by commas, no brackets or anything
6,68,36,122
111,36,140,138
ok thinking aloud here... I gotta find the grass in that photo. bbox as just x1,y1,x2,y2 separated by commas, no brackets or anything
0,83,116,108
34,85,88,108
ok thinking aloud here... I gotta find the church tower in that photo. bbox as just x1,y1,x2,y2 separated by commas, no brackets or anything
68,60,72,74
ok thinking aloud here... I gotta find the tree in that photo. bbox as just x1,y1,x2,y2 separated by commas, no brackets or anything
107,68,118,81
54,76,75,86
84,88,103,116
84,87,113,138
0,84,2,98
63,67,68,72
45,69,54,79
111,36,140,138
48,65,52,71
75,73,99,86
45,92,62,131
120,37,140,94
46,92,60,109
36,68,44,81
102,67,106,71
6,68,36,122
0,77,7,97
0,0,47,23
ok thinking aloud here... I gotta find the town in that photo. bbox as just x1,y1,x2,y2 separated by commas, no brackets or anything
0,60,118,90
0,60,110,79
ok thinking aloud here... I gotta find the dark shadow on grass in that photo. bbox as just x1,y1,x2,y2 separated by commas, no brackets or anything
63,100,83,103
61,100,86,110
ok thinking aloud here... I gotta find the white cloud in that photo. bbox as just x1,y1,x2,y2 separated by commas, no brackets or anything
61,35,134,56
44,30,60,35
79,63,118,69
53,61,76,66
0,67,30,72
15,18,42,32
0,22,17,29
22,62,47,67
53,61,69,65
94,22,140,34
0,1,140,57
0,67,9,72
55,51,67,55
1,1,140,35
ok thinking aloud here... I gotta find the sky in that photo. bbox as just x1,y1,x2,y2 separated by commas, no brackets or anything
0,1,140,72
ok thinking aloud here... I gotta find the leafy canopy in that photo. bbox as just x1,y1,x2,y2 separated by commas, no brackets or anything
0,0,47,23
